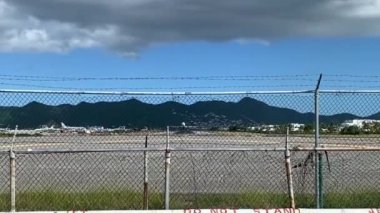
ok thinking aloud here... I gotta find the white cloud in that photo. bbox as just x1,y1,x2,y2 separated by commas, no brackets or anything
0,1,128,53
326,0,380,20
233,38,271,46
1,0,380,55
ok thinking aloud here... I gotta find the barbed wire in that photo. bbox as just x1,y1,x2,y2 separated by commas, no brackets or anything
321,84,380,89
0,82,315,90
0,74,319,82
6,73,380,90
323,79,380,83
4,74,380,82
0,73,317,79
324,74,380,78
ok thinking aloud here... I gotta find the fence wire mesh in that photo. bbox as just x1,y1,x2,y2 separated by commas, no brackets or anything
169,151,288,209
0,91,314,151
0,153,10,211
15,151,165,211
320,92,380,148
0,89,379,211
1,149,379,211
291,151,316,208
320,151,380,208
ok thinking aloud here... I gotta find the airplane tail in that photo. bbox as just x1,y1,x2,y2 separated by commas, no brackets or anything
61,122,67,128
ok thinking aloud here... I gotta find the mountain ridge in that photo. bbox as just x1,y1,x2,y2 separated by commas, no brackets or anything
0,97,373,129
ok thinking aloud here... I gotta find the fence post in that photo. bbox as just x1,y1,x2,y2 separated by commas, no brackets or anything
285,128,295,209
164,126,171,210
318,151,323,207
9,150,16,212
314,74,322,208
143,134,149,210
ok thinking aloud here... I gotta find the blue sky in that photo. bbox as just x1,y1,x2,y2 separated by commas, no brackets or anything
1,38,380,91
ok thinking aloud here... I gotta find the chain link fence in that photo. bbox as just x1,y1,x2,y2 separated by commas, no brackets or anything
0,90,315,151
14,151,165,211
0,153,10,211
169,150,288,209
0,89,379,211
319,91,380,148
1,148,379,211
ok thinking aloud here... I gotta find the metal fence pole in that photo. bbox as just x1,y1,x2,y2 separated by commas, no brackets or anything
285,128,295,209
143,134,149,210
9,150,16,212
164,126,171,210
314,74,322,208
318,152,323,207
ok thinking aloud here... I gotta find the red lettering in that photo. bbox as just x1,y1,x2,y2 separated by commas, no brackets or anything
283,208,292,213
220,209,228,213
368,209,375,213
210,209,219,213
233,209,238,213
194,209,202,213
253,209,261,213
274,208,282,213
184,209,192,213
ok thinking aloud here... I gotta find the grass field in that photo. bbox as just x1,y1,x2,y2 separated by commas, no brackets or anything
1,190,380,211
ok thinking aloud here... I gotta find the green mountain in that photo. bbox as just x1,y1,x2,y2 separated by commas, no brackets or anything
0,97,367,129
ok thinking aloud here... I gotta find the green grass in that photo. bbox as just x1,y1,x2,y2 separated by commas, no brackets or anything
170,192,290,209
9,189,164,211
0,190,379,211
324,191,380,208
0,193,10,211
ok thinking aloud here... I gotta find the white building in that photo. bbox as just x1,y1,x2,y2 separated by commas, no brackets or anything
262,125,277,132
341,119,380,128
248,124,278,132
290,123,305,132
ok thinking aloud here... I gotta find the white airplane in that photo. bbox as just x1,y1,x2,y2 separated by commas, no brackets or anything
61,122,90,134
12,129,39,135
0,124,58,136
3,125,59,136
0,127,10,133
35,125,60,134
36,125,57,131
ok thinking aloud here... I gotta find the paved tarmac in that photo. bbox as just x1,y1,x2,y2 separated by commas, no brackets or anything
0,132,379,151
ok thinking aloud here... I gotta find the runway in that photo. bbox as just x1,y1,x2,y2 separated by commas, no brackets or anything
0,132,379,151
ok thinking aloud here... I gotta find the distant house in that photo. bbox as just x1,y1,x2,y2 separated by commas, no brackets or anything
248,125,261,131
289,123,305,132
248,124,278,132
262,125,277,132
341,119,380,128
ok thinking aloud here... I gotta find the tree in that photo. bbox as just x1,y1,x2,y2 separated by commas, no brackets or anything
303,124,313,134
373,122,380,134
228,125,239,132
340,126,360,135
362,122,371,134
